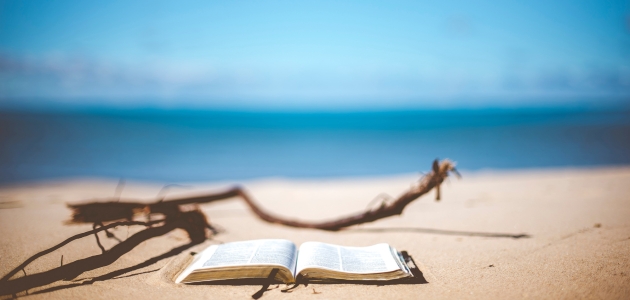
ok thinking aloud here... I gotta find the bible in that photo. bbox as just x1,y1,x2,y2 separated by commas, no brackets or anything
175,239,413,284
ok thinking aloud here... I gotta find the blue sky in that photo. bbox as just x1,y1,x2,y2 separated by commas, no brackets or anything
1,0,629,110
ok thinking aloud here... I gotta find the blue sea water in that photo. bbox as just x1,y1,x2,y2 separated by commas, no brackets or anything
1,107,629,184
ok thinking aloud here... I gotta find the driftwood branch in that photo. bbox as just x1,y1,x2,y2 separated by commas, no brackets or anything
68,159,458,231
236,159,458,230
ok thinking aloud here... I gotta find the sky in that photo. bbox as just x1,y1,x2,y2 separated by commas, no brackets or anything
1,0,629,110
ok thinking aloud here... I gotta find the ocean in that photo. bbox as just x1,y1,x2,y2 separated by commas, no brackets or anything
1,107,629,184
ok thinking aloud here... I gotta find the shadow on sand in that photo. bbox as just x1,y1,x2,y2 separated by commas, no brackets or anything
348,227,531,239
0,217,206,298
0,211,525,299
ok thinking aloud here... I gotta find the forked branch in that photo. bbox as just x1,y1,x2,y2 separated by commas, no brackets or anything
69,159,459,231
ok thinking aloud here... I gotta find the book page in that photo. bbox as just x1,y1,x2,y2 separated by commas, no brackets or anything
200,239,297,272
296,242,342,271
296,242,401,274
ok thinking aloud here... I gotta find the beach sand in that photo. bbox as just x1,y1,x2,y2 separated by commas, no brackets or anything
1,167,629,299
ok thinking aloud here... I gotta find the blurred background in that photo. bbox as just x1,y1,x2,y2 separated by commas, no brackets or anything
0,0,629,184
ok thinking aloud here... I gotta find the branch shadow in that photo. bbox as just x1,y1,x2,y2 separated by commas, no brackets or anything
29,242,198,296
0,219,204,297
348,227,531,239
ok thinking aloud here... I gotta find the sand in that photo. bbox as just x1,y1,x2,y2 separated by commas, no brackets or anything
1,166,629,299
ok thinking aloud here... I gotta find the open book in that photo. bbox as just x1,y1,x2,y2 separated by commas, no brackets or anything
175,239,413,284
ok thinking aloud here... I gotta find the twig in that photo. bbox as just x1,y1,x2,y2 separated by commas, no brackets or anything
114,179,125,202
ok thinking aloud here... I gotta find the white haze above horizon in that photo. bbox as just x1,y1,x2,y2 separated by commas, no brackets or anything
1,0,629,110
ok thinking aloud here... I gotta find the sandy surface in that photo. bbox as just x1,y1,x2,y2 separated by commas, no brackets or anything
1,167,630,299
